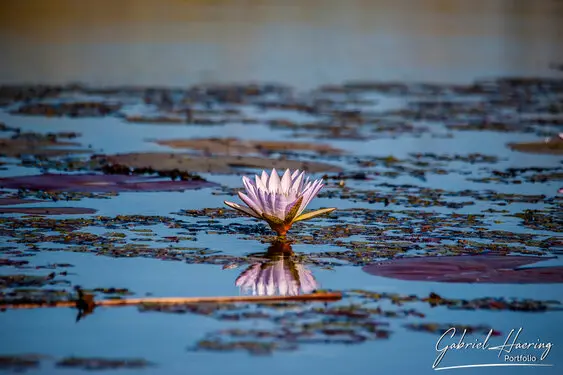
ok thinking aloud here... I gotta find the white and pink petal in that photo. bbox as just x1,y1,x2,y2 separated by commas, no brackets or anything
224,201,262,219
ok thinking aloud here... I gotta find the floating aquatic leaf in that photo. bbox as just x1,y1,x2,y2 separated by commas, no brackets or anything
0,173,218,192
508,139,563,155
154,138,343,155
404,323,501,336
0,273,69,288
94,153,342,174
0,132,90,158
363,255,563,283
56,357,153,370
0,198,42,206
0,354,44,372
0,207,97,215
12,102,121,118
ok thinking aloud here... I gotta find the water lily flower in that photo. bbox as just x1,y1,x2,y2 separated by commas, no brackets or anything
224,168,335,236
235,243,318,296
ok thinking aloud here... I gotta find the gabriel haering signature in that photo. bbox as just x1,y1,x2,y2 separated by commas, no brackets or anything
433,327,554,370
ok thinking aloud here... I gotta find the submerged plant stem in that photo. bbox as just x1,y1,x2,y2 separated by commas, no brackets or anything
0,292,342,310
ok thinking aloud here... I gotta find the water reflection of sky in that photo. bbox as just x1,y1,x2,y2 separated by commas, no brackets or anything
1,0,563,88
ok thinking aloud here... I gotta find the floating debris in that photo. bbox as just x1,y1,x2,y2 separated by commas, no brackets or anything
55,357,153,370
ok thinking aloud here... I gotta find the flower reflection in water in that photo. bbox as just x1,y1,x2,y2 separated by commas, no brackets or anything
235,241,318,296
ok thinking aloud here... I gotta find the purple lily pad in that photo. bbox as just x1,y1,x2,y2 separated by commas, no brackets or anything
0,198,42,206
0,174,218,193
362,255,563,284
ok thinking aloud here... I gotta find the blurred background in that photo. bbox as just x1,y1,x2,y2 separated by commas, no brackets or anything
1,0,562,89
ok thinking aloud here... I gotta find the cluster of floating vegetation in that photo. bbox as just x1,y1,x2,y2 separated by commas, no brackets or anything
0,76,561,362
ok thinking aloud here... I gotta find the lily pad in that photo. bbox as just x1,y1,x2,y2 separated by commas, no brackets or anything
404,323,500,336
507,140,563,155
0,354,43,372
12,102,121,118
0,273,68,288
0,133,90,158
363,255,563,283
0,207,97,215
94,153,342,174
56,357,153,370
0,198,42,206
0,173,218,192
153,138,343,155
